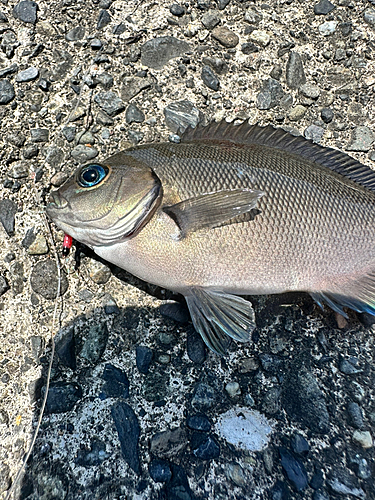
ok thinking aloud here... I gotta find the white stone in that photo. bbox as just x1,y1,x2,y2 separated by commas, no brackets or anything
353,430,373,449
319,21,338,36
225,382,241,397
249,30,270,47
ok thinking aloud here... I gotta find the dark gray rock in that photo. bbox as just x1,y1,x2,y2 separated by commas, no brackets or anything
191,383,216,410
304,125,324,144
290,433,309,455
22,228,35,248
62,126,76,143
202,56,228,74
8,163,28,179
16,66,39,83
347,401,364,429
38,78,50,91
270,480,290,500
193,435,220,460
71,145,99,162
364,8,375,27
121,76,153,102
22,144,39,159
149,459,172,482
170,4,185,16
0,80,15,104
9,261,23,295
164,100,201,134
141,37,190,70
97,10,111,29
187,327,206,364
280,447,308,491
0,63,18,78
216,0,230,9
286,52,306,90
340,358,362,375
111,402,140,474
30,128,49,143
136,346,153,374
201,11,220,29
44,146,64,167
100,363,129,399
312,491,329,500
55,326,76,370
201,65,220,90
45,383,82,414
30,260,69,299
256,78,284,110
128,130,144,144
1,31,20,58
95,72,113,89
90,38,102,50
314,0,336,15
125,104,145,124
244,7,262,24
311,470,324,490
161,464,195,500
0,275,9,297
346,126,374,152
65,26,85,42
94,91,125,117
187,414,211,432
327,467,365,499
150,427,188,459
159,302,190,323
79,322,108,364
76,438,108,467
241,42,259,54
7,132,26,147
320,108,334,123
113,23,126,35
13,1,37,24
0,199,17,236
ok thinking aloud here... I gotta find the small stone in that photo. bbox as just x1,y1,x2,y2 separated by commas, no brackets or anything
352,430,373,449
16,66,39,82
95,72,113,89
314,0,336,15
348,402,364,429
0,463,11,494
286,52,306,89
7,132,25,148
13,1,37,24
149,459,172,482
9,261,24,295
225,463,246,487
0,80,15,104
193,435,220,460
244,7,262,24
97,9,111,29
90,38,102,50
62,127,76,143
313,490,330,500
256,78,284,110
65,26,85,42
85,259,111,284
23,144,39,159
141,37,190,70
192,383,216,410
346,126,374,152
335,48,346,61
290,433,310,455
201,65,220,90
321,108,334,123
328,468,366,499
45,383,82,413
159,302,189,323
75,438,108,467
364,8,375,27
136,346,153,374
319,21,338,36
311,470,324,490
288,105,306,121
164,100,202,133
304,125,324,144
121,77,153,102
30,128,49,143
30,259,68,299
158,354,171,364
249,30,270,47
187,328,206,364
94,91,125,117
187,414,211,432
8,163,28,179
0,275,9,297
125,104,145,124
55,326,76,370
0,63,18,78
0,199,17,236
340,358,362,375
150,428,188,459
79,322,108,364
28,233,48,255
300,83,320,99
241,42,259,54
96,110,114,126
111,402,140,474
238,357,259,373
270,481,290,500
211,26,238,47
69,107,86,122
201,11,220,30
71,145,99,163
101,364,129,399
280,447,308,491
225,381,241,397
128,130,144,144
76,131,95,145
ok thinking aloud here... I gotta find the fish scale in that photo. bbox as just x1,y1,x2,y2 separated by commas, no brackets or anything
47,121,375,354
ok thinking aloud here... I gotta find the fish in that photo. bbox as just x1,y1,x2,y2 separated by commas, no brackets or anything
46,120,375,354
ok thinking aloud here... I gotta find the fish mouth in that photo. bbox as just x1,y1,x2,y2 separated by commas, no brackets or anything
47,191,68,210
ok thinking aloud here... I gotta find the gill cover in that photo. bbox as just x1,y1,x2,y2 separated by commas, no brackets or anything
46,154,162,247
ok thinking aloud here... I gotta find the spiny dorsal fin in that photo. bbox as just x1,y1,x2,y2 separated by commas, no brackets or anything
181,121,375,192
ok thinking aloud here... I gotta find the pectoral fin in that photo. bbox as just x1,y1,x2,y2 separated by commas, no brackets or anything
163,189,263,237
185,288,256,355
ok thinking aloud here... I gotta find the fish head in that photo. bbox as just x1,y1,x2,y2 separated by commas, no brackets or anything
46,153,162,247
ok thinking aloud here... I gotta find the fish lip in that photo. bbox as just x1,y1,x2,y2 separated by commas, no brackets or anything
47,191,68,210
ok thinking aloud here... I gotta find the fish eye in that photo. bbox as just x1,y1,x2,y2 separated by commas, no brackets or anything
78,164,109,187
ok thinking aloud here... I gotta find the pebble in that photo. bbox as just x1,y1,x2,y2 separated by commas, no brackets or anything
128,130,144,144
0,80,15,104
100,363,129,399
28,233,48,255
270,480,290,500
45,383,82,413
319,21,338,36
187,327,206,363
141,37,190,70
286,52,306,89
241,42,259,54
76,131,95,145
321,108,334,123
7,132,26,147
30,259,68,299
339,358,362,374
238,357,259,373
256,78,284,110
16,66,38,82
55,326,76,370
150,427,188,459
328,468,366,499
111,402,140,473
44,146,64,167
215,407,274,451
62,126,76,143
69,107,86,121
201,11,220,30
191,383,216,410
97,9,111,29
249,30,270,47
279,447,308,491
136,346,153,374
0,199,17,236
23,144,38,159
187,414,211,432
159,301,189,323
90,38,102,50
161,464,195,500
13,0,37,24
86,259,111,284
352,430,373,449
149,459,172,482
94,91,125,117
76,438,108,467
225,463,246,487
201,65,220,90
8,163,28,179
30,128,49,143
0,463,11,494
0,64,18,78
170,4,185,16
311,470,324,490
164,100,201,134
71,145,99,163
304,125,324,143
300,83,320,99
0,275,9,297
211,26,238,48
121,77,153,102
347,401,364,429
313,491,330,500
314,0,336,15
363,8,375,27
288,105,306,121
225,381,241,397
346,126,374,152
95,72,113,89
79,322,108,364
244,7,262,24
193,435,220,460
65,26,85,42
125,103,145,124
290,433,310,455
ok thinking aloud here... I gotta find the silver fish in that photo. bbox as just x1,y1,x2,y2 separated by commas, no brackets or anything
47,121,375,354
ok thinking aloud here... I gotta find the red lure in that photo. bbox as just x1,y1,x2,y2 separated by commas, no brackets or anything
62,234,73,257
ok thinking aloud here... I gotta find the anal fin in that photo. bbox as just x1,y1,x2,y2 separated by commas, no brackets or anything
185,288,256,355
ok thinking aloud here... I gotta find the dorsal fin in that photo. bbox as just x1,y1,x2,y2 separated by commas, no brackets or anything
181,121,375,192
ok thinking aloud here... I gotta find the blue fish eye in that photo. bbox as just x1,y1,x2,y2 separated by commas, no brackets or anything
78,164,109,187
